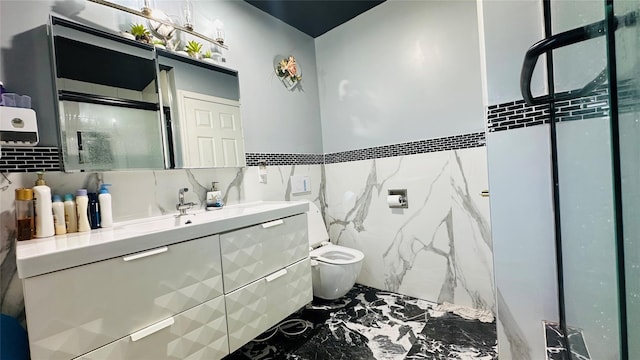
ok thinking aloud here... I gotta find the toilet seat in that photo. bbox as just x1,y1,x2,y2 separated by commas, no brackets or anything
310,244,364,265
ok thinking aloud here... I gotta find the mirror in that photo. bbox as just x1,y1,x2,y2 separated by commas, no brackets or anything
51,17,165,171
157,51,245,168
49,16,246,172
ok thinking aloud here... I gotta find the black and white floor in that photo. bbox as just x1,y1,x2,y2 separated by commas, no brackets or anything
226,284,497,360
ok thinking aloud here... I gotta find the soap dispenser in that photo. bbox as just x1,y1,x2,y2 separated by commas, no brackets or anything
33,172,54,238
206,182,223,210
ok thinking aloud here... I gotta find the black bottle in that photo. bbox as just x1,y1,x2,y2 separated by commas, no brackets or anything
88,192,101,229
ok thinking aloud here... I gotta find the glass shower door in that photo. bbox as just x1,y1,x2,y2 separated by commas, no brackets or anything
615,0,640,358
551,1,621,359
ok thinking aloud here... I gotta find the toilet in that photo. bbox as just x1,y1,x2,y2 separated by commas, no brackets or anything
307,201,365,300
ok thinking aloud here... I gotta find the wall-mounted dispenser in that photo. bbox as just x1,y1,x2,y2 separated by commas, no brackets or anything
0,107,39,146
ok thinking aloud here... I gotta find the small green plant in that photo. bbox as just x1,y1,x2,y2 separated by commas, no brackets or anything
185,40,203,57
152,38,166,46
130,23,151,43
203,50,213,59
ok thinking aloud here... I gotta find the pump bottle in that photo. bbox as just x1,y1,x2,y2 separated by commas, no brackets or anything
33,172,54,238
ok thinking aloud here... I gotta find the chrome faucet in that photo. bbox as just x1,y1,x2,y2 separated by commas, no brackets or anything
176,188,197,215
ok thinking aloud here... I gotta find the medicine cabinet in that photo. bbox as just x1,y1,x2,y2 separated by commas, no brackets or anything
49,16,245,172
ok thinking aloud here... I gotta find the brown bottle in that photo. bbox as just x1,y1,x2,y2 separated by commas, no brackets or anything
15,188,34,241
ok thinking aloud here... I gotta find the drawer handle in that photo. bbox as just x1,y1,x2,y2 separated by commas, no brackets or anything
123,246,168,262
130,317,174,342
265,268,288,282
261,219,284,229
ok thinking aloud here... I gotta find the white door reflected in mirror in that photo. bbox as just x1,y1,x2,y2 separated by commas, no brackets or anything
177,90,245,168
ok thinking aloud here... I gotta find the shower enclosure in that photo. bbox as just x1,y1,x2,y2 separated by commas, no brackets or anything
520,0,640,358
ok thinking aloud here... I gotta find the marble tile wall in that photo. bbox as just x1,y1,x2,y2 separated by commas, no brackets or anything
323,147,494,315
0,164,324,326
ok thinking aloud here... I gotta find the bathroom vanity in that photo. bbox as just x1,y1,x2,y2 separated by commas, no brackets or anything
16,201,311,360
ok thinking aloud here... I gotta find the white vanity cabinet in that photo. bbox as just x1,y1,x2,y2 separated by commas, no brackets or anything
18,201,312,360
77,296,229,360
220,214,312,352
23,235,226,360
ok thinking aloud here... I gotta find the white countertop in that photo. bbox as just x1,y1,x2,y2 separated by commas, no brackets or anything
17,201,309,279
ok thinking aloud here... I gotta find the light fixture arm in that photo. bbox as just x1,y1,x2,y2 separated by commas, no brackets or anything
87,0,228,50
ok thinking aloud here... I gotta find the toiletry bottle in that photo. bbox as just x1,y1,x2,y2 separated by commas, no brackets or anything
98,184,113,228
88,192,100,229
206,182,225,209
33,172,54,238
64,193,78,233
52,195,67,235
206,182,221,210
15,188,34,241
76,189,91,232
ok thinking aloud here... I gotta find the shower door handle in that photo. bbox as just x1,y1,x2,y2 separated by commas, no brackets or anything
520,11,637,106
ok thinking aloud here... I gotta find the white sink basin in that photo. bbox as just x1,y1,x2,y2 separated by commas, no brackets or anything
115,201,299,235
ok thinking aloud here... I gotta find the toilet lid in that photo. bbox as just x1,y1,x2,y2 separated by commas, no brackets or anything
307,201,329,247
310,244,364,265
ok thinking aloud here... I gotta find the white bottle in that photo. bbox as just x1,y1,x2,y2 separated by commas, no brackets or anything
63,193,78,233
33,172,55,238
52,195,67,235
98,184,113,228
76,189,91,232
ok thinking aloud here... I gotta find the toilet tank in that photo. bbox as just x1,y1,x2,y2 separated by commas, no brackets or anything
307,201,329,247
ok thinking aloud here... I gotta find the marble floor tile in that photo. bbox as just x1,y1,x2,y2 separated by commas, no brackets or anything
226,284,497,360
544,321,591,360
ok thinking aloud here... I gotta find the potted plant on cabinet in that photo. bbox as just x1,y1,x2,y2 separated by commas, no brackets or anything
185,40,203,59
129,24,151,44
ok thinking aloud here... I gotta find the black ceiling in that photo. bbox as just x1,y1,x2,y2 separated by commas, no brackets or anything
245,0,385,38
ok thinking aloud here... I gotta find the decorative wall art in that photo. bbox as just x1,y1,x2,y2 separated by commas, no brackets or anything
275,55,302,90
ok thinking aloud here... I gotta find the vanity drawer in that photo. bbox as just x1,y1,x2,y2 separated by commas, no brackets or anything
23,235,223,360
220,213,308,292
225,257,312,352
77,295,229,360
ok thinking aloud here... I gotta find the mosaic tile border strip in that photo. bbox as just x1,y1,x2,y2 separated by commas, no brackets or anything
487,100,551,132
323,132,486,164
488,79,638,132
0,147,61,172
245,153,324,166
247,132,486,166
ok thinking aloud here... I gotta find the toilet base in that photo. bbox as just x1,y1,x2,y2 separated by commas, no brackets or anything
311,259,362,300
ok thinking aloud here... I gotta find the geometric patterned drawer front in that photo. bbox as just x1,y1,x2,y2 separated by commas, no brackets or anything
78,296,229,360
224,275,269,353
220,214,308,293
225,258,312,353
267,258,312,323
23,235,223,360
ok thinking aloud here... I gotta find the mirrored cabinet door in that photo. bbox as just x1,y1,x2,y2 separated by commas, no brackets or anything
50,17,165,171
156,51,245,168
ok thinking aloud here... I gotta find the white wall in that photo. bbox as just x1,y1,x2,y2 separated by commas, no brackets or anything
0,0,323,153
487,125,558,360
315,0,485,153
